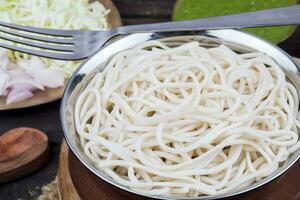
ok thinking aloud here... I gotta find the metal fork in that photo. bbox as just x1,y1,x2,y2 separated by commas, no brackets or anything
1,5,300,60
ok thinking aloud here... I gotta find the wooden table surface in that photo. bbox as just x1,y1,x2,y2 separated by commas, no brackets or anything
0,1,300,199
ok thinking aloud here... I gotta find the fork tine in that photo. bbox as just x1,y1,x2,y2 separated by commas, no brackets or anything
0,21,81,37
0,42,87,60
0,27,75,44
0,34,74,52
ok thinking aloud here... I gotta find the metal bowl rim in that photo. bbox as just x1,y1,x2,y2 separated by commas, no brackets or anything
60,29,300,200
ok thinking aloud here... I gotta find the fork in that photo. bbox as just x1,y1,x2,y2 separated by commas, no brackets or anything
0,5,300,60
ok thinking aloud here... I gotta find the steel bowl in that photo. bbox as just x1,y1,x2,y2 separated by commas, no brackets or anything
60,29,300,200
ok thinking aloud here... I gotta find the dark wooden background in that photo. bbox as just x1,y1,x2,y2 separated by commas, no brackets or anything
0,1,300,199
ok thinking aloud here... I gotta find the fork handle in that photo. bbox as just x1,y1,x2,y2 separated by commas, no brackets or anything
119,5,300,33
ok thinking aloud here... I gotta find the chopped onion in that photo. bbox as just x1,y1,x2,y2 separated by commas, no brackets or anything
0,0,110,79
0,73,9,96
6,89,34,104
0,0,109,104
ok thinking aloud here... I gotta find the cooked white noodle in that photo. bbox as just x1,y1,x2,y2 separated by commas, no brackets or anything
74,39,300,197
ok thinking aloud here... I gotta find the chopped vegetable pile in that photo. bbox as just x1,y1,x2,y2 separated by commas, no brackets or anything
0,49,64,104
0,0,110,104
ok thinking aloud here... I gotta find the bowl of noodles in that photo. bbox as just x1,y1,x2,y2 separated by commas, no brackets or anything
60,29,300,199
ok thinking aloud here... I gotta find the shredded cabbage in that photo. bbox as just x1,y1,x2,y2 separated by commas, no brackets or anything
0,0,110,79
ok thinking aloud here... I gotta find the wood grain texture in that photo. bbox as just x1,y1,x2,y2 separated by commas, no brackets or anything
0,128,50,184
0,0,122,111
58,141,147,200
99,0,122,27
58,141,80,200
56,138,300,200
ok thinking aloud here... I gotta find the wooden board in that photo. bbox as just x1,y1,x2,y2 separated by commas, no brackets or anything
0,0,122,110
58,141,81,200
0,128,50,184
100,0,122,28
58,140,300,200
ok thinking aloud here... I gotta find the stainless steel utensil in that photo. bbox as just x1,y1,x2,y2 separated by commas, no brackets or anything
1,5,300,60
60,29,300,200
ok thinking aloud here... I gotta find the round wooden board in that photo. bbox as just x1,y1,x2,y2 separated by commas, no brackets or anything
0,0,122,110
58,141,81,200
58,140,300,200
99,0,122,28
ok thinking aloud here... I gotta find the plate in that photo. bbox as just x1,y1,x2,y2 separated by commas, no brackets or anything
0,0,122,110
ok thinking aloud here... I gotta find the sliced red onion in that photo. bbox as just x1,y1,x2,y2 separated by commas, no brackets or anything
6,88,34,104
0,73,9,96
8,69,31,79
9,83,39,93
32,69,64,88
7,77,45,91
20,57,64,88
2,54,65,104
